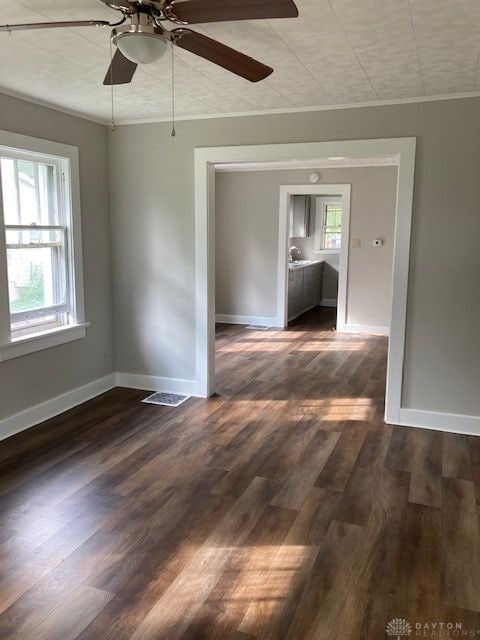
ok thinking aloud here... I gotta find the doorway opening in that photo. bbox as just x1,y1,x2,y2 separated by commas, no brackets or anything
194,138,416,428
278,184,351,331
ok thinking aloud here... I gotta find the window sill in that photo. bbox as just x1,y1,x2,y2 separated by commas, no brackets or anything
0,322,90,362
313,249,341,255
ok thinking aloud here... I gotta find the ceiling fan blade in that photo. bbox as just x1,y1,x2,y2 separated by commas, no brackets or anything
0,20,110,32
103,49,138,85
167,0,298,24
172,29,272,82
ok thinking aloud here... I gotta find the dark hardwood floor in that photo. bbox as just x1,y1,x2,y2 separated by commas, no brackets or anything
1,307,480,639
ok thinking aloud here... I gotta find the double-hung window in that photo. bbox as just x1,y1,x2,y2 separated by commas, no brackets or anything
321,203,342,250
314,200,343,252
0,132,86,361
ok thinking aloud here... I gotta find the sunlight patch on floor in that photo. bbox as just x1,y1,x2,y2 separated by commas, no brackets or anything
244,331,308,339
129,543,313,639
234,545,315,636
218,340,367,354
295,341,367,352
300,398,375,420
226,398,374,421
218,342,290,353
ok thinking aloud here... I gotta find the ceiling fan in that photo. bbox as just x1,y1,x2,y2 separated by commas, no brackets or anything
0,0,299,85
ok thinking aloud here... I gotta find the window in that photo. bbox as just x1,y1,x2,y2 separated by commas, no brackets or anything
321,202,342,251
0,132,86,361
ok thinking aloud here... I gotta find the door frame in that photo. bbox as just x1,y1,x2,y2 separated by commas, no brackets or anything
277,184,351,329
194,137,416,428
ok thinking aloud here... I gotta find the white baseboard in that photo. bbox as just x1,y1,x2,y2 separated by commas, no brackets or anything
320,298,338,307
0,373,116,442
397,408,480,437
115,372,200,397
338,323,390,336
215,314,283,328
0,371,203,442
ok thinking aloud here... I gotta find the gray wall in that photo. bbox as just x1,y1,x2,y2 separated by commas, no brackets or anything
0,94,113,420
109,97,480,416
215,167,397,328
215,169,282,319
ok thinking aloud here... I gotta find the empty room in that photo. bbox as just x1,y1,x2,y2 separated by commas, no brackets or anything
0,1,479,639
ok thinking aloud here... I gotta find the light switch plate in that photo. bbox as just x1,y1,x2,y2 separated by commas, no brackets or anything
351,238,361,249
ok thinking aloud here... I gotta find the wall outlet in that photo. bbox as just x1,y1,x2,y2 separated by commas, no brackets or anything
373,238,384,247
351,237,361,249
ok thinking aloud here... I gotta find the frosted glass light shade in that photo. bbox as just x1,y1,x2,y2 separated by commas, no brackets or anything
116,32,168,64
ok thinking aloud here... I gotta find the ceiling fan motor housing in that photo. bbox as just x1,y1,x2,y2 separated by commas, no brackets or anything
99,0,167,14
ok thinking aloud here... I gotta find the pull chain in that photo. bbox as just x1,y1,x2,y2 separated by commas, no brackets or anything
171,42,176,137
109,38,116,131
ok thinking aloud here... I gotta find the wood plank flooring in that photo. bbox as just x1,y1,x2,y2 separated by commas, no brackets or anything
1,307,480,639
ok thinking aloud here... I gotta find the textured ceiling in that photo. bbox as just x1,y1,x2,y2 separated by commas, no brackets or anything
0,0,479,123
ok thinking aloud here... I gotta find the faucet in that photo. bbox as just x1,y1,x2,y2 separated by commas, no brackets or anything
289,246,301,262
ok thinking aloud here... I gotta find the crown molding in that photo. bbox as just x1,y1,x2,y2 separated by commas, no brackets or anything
1,86,480,129
113,91,480,126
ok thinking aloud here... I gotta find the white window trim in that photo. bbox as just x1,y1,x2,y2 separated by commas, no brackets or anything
0,130,86,362
313,196,343,255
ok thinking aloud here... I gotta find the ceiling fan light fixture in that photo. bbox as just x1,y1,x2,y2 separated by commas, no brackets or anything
112,25,168,64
